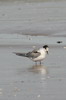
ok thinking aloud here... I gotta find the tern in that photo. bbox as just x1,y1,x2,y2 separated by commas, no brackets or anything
14,45,49,65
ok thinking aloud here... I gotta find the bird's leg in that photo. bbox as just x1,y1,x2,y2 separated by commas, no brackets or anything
35,61,37,65
40,61,41,65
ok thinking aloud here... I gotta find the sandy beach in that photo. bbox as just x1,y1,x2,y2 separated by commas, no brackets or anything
0,44,66,100
0,0,66,100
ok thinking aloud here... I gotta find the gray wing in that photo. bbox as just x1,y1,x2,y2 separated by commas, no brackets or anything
26,50,41,58
13,49,40,58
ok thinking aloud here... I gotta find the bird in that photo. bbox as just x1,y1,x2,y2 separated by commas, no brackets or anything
14,45,49,65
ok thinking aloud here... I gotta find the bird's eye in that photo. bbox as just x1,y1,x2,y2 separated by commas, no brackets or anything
34,51,38,53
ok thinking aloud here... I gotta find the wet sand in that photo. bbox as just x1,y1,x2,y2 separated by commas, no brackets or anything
0,44,66,100
0,0,66,100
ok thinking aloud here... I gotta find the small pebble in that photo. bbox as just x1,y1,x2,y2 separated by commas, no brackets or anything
37,95,40,98
0,88,2,91
0,92,2,95
18,8,21,10
14,87,20,92
14,94,17,97
64,47,66,49
0,89,3,95
32,46,36,49
57,41,62,44
21,80,24,83
47,76,50,79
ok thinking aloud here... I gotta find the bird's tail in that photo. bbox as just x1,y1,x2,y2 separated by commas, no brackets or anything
13,52,27,57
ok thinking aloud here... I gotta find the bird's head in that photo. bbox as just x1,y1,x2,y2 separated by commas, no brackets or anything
43,45,49,54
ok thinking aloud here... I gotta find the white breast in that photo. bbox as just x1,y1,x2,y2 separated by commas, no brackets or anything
33,48,46,61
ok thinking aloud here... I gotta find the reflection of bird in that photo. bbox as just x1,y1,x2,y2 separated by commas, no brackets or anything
28,65,48,75
14,45,49,65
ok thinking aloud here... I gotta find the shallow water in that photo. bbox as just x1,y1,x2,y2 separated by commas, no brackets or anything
0,0,66,100
0,45,66,100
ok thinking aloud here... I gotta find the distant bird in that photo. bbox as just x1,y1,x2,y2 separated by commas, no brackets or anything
14,45,49,65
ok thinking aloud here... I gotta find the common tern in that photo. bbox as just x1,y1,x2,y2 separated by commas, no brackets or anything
14,45,49,65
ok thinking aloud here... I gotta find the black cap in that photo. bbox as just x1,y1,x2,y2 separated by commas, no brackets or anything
43,45,48,49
